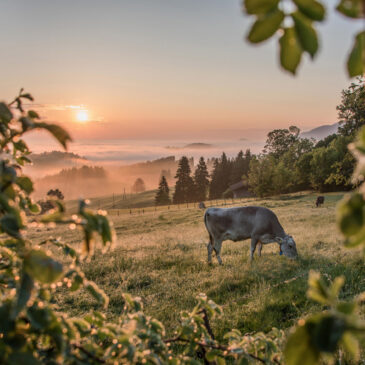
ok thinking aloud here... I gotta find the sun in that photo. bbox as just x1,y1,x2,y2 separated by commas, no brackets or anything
76,110,89,123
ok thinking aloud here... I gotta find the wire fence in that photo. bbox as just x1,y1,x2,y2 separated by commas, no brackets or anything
106,197,255,216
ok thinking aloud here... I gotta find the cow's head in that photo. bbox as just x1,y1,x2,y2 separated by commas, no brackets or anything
276,235,298,258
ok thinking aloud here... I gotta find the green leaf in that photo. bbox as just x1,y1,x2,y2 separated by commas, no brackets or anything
294,0,326,21
337,0,363,18
0,102,13,123
247,9,284,43
33,122,72,149
12,272,34,318
70,273,84,291
244,0,279,14
73,318,91,336
16,176,33,194
19,93,34,101
292,12,319,58
336,301,356,315
285,324,320,365
24,249,63,284
85,281,109,308
27,110,40,119
341,332,360,361
336,193,364,237
328,276,344,299
347,31,365,78
19,116,34,130
7,352,41,365
312,315,346,352
0,214,21,238
27,306,53,330
279,27,303,75
307,271,329,304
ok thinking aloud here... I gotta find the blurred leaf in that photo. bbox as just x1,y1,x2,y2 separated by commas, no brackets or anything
70,273,84,291
292,12,319,58
27,110,40,119
341,332,360,361
13,139,28,153
12,272,34,318
294,0,326,21
312,315,346,352
0,214,21,238
337,0,363,18
307,271,329,305
16,176,33,194
328,276,344,300
19,93,34,101
19,116,34,130
247,9,284,43
27,306,52,330
0,102,13,123
244,0,279,14
336,301,356,315
85,281,109,308
33,122,72,149
7,352,41,365
73,318,91,336
347,31,365,77
285,324,320,365
279,27,303,74
337,193,364,237
24,249,63,284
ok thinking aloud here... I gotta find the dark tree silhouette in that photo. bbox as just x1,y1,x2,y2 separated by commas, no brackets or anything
155,175,171,206
173,156,195,204
209,153,232,199
194,157,210,202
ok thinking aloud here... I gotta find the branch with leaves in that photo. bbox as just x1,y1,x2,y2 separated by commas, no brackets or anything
242,0,364,76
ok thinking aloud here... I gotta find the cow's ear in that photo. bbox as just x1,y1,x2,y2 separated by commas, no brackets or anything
276,237,283,244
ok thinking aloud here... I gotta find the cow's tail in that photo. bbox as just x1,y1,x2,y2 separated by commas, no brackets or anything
204,210,214,247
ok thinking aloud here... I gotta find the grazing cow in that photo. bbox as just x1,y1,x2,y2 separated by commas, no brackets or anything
199,202,206,210
204,206,298,264
316,196,325,207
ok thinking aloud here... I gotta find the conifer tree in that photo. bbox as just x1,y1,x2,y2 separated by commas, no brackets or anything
208,158,220,200
194,157,210,202
173,156,195,204
155,175,171,205
230,150,245,184
209,153,232,199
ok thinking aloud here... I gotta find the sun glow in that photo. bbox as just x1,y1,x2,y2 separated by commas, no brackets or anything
76,110,89,123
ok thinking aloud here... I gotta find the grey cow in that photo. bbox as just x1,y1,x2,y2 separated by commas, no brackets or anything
204,206,298,264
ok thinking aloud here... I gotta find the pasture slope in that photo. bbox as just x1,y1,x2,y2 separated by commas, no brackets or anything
28,192,365,348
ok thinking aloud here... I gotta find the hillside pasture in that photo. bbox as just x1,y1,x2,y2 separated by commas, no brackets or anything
28,192,365,341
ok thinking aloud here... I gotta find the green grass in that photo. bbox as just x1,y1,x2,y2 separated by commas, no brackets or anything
29,191,364,341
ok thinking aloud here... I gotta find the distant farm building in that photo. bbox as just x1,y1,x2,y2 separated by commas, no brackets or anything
229,181,254,198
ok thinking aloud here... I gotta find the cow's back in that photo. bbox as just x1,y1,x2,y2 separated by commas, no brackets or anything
205,206,284,242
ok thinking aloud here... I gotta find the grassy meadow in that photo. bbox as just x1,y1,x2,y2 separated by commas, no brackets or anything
27,192,365,342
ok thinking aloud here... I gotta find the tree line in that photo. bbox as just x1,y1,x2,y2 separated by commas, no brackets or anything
155,78,364,204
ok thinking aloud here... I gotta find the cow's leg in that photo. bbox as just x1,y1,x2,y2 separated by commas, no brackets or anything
207,242,213,264
250,237,258,262
257,241,263,257
214,240,223,265
207,233,214,264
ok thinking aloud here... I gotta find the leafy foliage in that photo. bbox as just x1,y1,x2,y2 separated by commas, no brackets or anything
242,0,364,76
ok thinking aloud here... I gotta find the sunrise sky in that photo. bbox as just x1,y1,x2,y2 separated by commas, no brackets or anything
0,0,362,146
